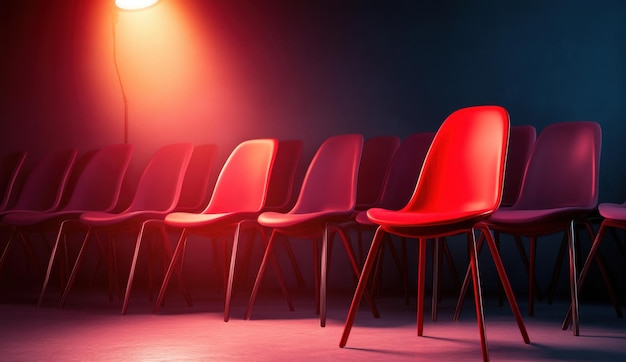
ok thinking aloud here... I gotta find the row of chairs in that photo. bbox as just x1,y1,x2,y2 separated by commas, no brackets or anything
0,105,619,361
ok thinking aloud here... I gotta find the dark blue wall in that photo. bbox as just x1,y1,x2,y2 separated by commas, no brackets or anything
1,0,625,298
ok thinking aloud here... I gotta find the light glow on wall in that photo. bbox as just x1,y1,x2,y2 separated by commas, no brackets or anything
115,0,159,11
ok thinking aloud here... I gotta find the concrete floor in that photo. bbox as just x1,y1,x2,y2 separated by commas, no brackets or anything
0,286,625,361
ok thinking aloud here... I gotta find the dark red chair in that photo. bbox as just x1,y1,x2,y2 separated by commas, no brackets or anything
0,148,77,281
58,143,194,310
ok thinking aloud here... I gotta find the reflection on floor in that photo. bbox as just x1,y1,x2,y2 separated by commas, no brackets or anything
1,288,625,361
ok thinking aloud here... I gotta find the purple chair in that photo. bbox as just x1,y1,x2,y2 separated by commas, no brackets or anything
478,121,601,336
245,134,379,327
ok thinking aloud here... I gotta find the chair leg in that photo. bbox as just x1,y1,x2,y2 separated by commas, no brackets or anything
579,221,622,318
280,234,306,288
340,227,385,348
431,238,440,322
0,228,17,277
313,238,320,315
39,220,71,307
562,221,617,330
224,222,243,322
245,229,294,320
567,220,580,336
467,229,489,361
547,235,567,304
320,225,330,327
453,237,485,322
59,228,93,308
122,222,152,315
157,224,193,308
528,237,537,316
153,229,188,314
332,226,380,319
417,238,426,336
477,224,530,344
513,236,544,301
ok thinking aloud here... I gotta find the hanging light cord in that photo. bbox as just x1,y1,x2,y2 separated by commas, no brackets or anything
112,12,129,144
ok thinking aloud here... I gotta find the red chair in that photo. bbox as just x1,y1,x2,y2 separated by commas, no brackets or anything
147,139,283,321
477,121,602,336
245,134,380,327
0,144,134,306
58,143,194,309
0,148,77,279
339,106,529,361
0,151,28,212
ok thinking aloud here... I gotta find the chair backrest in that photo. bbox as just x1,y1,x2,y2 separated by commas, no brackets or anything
0,151,27,211
175,144,218,212
204,139,278,214
512,121,601,210
12,148,78,212
264,140,303,212
62,144,134,212
356,136,401,210
126,143,194,213
403,106,509,215
378,132,435,211
500,125,536,207
290,134,363,214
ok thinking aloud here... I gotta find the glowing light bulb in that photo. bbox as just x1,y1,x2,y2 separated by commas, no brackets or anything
115,0,159,11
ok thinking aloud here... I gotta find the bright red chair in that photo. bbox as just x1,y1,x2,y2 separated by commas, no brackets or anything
0,148,77,279
58,143,194,309
245,134,380,327
339,106,529,361
478,121,602,336
147,139,281,321
0,144,134,306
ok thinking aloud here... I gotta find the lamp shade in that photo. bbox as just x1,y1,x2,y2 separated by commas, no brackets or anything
115,0,159,10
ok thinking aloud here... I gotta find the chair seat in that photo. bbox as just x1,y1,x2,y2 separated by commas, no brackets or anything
367,207,492,228
488,207,593,224
355,210,374,225
164,211,258,228
598,203,626,220
258,211,351,229
2,210,85,226
80,210,166,226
